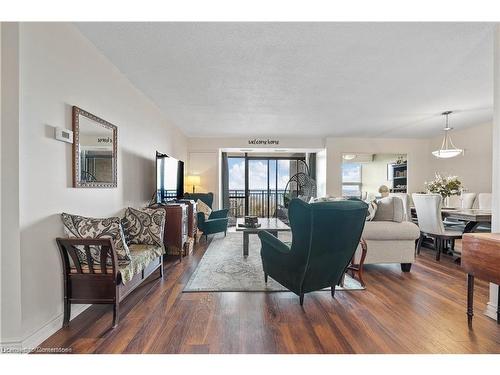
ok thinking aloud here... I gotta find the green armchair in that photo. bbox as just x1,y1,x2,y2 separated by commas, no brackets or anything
258,198,368,305
185,192,229,240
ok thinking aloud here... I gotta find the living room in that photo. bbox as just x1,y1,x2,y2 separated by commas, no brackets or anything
1,1,500,372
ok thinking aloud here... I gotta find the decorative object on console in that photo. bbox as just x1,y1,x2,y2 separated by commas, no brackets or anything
72,106,117,188
432,111,464,159
186,175,201,193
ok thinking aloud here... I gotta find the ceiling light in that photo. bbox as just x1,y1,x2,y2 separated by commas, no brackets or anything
342,154,356,160
432,111,463,159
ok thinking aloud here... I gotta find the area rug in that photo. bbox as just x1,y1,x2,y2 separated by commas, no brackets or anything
184,232,364,292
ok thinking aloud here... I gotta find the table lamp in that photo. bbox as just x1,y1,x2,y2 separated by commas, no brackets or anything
186,175,201,193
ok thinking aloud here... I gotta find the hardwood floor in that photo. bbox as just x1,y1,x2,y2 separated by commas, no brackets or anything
38,238,500,354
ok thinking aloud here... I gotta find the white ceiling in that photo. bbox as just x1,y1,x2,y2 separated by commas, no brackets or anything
75,22,495,138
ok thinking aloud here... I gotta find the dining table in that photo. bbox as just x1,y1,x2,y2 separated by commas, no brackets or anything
410,207,492,233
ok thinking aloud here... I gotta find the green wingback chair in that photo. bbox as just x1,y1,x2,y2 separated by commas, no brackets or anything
258,198,368,305
184,192,229,240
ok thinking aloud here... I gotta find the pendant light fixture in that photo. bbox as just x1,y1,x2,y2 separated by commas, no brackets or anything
432,111,464,159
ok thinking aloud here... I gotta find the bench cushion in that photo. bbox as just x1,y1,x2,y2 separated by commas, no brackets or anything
70,244,164,284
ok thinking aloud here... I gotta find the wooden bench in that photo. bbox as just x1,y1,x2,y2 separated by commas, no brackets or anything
56,238,163,328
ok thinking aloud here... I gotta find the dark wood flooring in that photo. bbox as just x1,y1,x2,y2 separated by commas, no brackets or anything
38,238,500,353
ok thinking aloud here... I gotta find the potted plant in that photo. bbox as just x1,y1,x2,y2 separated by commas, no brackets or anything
425,173,462,207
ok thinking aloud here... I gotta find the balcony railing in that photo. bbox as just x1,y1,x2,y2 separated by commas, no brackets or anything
229,189,286,218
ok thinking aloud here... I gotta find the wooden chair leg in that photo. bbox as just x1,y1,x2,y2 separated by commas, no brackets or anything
435,238,441,261
112,301,120,328
159,257,164,278
264,273,268,283
416,233,424,255
331,285,336,299
62,298,71,328
338,272,346,287
299,293,304,306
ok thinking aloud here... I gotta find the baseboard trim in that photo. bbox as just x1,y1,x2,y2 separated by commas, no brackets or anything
484,302,499,322
1,304,91,352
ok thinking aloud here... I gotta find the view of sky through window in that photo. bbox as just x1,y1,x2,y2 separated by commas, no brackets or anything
228,158,291,190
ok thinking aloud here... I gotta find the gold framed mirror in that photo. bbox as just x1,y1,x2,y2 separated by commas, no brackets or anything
72,106,117,188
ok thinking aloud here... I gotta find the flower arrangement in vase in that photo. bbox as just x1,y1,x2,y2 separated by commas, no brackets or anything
425,173,462,207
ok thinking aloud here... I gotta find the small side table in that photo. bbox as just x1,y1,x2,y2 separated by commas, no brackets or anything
343,239,367,287
462,233,500,326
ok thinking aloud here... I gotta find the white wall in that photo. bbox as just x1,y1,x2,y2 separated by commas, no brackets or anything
0,22,23,347
428,122,492,194
0,23,188,347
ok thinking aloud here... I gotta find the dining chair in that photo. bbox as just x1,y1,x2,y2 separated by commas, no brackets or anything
412,193,463,261
478,193,492,210
461,193,477,209
444,193,477,228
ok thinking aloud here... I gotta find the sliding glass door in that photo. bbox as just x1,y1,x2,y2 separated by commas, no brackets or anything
228,155,305,219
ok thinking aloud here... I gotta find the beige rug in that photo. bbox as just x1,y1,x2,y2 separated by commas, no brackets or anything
184,232,364,292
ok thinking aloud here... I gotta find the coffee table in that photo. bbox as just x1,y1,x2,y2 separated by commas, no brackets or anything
235,218,291,256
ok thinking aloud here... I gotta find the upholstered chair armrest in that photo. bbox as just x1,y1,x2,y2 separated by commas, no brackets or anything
258,231,291,254
209,209,229,219
204,217,229,226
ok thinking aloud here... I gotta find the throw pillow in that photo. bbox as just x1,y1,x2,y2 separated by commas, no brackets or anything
197,199,212,220
373,196,404,223
121,207,166,247
366,200,378,221
61,213,131,264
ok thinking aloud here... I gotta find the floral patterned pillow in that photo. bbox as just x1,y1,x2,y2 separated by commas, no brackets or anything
61,213,131,264
196,199,212,220
121,207,166,248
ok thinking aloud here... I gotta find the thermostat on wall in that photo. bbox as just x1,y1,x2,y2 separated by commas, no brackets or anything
55,127,73,144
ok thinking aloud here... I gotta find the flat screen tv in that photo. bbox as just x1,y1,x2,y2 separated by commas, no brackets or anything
156,151,184,202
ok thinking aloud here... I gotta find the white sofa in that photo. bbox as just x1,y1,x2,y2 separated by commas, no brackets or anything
354,194,420,272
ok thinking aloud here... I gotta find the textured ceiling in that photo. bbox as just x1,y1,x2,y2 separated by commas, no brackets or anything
75,22,494,138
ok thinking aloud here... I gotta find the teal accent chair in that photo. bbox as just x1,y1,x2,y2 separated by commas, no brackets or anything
185,192,229,240
258,198,368,305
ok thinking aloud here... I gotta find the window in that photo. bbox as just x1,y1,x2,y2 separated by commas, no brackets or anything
342,163,362,198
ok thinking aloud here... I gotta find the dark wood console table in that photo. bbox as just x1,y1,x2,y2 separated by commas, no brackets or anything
461,233,500,325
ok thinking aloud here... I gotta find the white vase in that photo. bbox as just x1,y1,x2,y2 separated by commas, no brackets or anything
443,196,449,208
